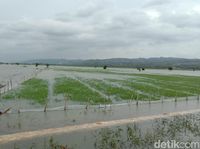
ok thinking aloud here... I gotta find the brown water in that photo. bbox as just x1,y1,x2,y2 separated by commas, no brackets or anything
2,112,200,149
1,98,200,135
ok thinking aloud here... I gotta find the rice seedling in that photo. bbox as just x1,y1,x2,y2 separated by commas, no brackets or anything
2,78,48,104
54,77,110,104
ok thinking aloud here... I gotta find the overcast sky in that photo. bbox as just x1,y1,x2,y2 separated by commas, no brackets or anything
0,0,200,62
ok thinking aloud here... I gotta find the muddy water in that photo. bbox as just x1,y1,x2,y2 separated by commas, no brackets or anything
0,65,38,84
52,65,200,76
0,64,42,97
2,113,200,149
1,128,98,149
108,67,200,76
1,98,200,135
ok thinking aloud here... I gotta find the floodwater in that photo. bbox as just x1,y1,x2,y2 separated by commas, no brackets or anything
0,65,36,83
1,97,200,135
1,65,200,148
0,64,42,96
53,65,200,76
2,112,200,149
1,64,200,108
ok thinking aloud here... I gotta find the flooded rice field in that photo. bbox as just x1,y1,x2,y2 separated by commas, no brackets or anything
1,98,200,135
2,111,200,149
0,65,40,88
1,64,200,148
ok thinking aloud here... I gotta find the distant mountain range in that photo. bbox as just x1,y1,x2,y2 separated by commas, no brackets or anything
21,57,200,70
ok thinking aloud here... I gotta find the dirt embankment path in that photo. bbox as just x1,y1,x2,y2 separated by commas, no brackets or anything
1,108,200,144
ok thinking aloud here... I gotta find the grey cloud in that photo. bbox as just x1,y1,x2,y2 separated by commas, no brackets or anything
0,0,200,61
1,10,199,49
160,12,200,28
76,3,106,18
144,0,171,7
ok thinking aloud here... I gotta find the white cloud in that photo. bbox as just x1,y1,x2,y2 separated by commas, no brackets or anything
145,9,161,20
192,5,200,14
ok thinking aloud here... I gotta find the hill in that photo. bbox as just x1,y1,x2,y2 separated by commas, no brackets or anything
23,57,200,70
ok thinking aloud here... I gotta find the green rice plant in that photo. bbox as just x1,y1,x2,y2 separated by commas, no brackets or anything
109,74,198,98
134,74,200,89
54,77,110,104
3,78,48,104
128,75,198,97
84,79,148,101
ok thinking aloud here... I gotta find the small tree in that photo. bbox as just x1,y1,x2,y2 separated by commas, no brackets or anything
168,67,173,71
46,64,49,68
103,65,107,69
35,63,39,67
